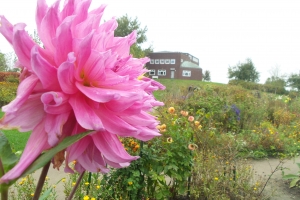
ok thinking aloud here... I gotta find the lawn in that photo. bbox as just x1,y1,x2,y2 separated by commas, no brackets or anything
0,111,30,152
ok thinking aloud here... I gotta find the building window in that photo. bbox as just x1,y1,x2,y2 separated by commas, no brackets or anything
165,59,170,64
158,70,166,76
182,70,191,77
149,69,155,75
150,59,154,64
155,59,159,64
170,59,176,64
160,59,165,64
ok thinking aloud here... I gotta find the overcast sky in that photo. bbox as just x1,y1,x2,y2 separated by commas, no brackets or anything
1,0,300,84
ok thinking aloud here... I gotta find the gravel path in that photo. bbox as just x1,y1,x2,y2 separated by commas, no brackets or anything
29,157,300,199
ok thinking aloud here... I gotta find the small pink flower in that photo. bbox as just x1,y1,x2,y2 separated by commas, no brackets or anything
0,0,164,183
188,116,194,122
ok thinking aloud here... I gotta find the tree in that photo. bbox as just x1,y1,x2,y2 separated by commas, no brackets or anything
264,65,286,93
228,58,260,82
115,14,153,58
0,52,9,72
202,70,211,81
287,73,300,91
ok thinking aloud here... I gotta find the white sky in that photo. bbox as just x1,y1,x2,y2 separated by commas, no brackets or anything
1,0,300,84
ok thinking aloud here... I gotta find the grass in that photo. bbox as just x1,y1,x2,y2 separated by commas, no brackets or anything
0,111,30,152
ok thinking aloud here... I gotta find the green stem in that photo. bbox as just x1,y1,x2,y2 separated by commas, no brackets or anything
0,159,8,200
86,172,92,195
67,171,85,200
33,161,51,200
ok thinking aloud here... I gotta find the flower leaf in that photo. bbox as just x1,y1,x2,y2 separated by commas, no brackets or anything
5,131,91,186
0,131,18,174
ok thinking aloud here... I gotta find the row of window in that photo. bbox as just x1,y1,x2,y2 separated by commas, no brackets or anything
150,59,176,65
149,69,191,77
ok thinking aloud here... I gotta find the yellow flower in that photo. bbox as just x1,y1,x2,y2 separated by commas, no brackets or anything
194,121,200,126
45,176,49,181
96,185,100,189
52,185,56,188
214,177,219,181
83,196,89,200
167,137,173,143
128,181,133,185
91,198,96,200
254,187,257,190
168,107,175,114
62,178,66,183
18,181,24,185
31,193,34,197
85,182,90,186
72,182,76,186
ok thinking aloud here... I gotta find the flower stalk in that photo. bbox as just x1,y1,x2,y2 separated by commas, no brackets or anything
67,171,85,200
33,161,51,200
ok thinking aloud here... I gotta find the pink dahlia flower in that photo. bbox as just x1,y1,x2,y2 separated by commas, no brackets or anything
0,0,164,183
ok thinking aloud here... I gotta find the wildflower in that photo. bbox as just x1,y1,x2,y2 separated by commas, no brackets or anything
72,182,76,186
167,137,173,143
91,198,96,200
52,185,56,188
83,196,89,200
188,116,194,122
96,185,100,189
0,0,165,183
31,193,34,197
168,107,175,114
62,178,66,183
214,177,218,181
85,182,90,186
180,111,189,116
18,181,24,185
254,187,257,190
128,181,133,185
45,176,49,181
188,143,198,151
194,121,200,126
198,125,202,130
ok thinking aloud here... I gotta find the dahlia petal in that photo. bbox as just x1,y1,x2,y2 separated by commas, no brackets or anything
76,32,93,69
0,119,50,184
39,0,60,52
69,93,104,131
54,17,73,65
92,131,139,163
0,15,13,45
0,94,45,132
41,92,72,114
31,46,60,90
76,82,120,103
134,126,161,141
2,75,39,113
95,106,138,136
71,0,92,31
12,24,36,69
45,113,70,146
60,0,75,21
104,157,130,168
36,0,48,34
58,53,78,94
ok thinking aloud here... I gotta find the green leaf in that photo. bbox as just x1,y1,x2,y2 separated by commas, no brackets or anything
0,131,19,174
290,178,300,188
282,174,299,180
6,131,90,186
